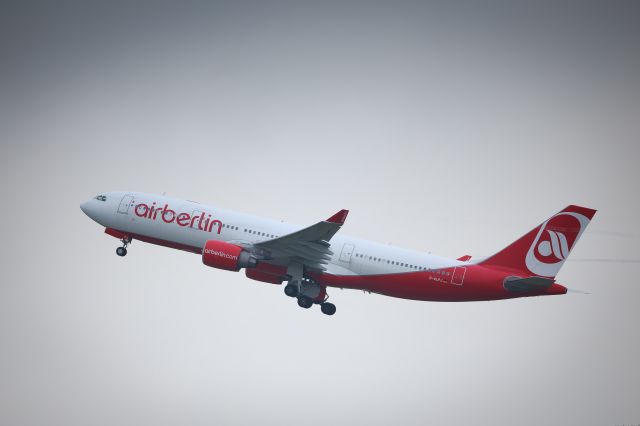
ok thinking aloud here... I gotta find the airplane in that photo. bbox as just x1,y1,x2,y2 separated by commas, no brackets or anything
80,192,596,315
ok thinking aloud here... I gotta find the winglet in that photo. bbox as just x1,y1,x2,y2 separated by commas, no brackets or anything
326,209,349,224
457,255,472,261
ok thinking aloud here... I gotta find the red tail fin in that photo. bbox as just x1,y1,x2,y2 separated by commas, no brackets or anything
479,205,596,278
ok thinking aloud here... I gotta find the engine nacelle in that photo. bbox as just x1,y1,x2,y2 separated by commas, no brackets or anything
202,240,257,271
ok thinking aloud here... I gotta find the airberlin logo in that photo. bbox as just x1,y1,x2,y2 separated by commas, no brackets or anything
537,230,570,261
524,211,590,277
134,203,222,234
203,248,237,260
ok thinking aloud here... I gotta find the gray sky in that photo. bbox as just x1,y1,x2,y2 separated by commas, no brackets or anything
1,1,639,425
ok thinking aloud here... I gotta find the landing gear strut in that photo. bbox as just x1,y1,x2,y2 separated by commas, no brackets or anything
289,282,337,315
284,264,337,315
116,236,131,257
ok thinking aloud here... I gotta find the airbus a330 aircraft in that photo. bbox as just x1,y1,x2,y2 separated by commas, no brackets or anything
80,192,596,315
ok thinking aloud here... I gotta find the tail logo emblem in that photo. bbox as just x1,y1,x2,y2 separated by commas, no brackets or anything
525,212,590,277
536,230,570,260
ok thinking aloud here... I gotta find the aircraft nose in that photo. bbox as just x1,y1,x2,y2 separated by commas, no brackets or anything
80,200,97,220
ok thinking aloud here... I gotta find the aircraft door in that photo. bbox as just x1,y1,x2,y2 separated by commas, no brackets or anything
339,243,355,263
451,267,466,286
117,194,135,214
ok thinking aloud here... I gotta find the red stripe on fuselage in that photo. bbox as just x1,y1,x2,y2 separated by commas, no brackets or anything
105,228,202,254
104,228,566,302
310,267,566,302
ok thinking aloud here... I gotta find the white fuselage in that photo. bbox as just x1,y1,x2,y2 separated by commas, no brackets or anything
81,191,463,277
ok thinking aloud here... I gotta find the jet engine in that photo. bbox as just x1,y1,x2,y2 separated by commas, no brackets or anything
202,240,258,271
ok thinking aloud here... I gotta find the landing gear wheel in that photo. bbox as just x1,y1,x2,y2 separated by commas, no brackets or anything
320,302,336,316
297,296,313,309
116,247,127,257
284,283,299,298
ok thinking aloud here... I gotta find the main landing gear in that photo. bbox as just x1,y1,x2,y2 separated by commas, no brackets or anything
284,283,299,298
116,236,131,257
320,302,336,316
297,295,314,309
284,279,337,316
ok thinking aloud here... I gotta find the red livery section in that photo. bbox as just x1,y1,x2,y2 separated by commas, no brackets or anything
245,262,288,284
326,209,349,224
202,240,257,271
311,266,567,302
246,269,284,284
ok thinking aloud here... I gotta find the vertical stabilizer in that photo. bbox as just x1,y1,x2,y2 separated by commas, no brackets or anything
479,205,596,278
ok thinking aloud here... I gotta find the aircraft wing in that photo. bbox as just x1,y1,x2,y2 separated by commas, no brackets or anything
252,209,348,272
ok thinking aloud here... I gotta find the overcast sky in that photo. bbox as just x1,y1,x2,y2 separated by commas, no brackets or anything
1,1,639,425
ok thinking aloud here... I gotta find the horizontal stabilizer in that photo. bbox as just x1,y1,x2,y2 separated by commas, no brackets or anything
504,276,554,293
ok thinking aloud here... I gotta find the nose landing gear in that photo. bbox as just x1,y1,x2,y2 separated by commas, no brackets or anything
116,236,132,257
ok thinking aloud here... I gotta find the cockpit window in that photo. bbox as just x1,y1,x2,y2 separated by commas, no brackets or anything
94,195,107,202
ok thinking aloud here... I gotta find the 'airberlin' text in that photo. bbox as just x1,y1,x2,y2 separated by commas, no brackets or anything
134,203,222,234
